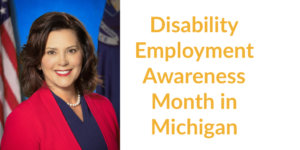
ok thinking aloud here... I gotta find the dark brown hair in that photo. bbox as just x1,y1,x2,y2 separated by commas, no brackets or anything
20,12,101,97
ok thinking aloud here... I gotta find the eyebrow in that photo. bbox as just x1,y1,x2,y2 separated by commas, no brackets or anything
66,45,79,49
45,47,57,50
45,45,79,50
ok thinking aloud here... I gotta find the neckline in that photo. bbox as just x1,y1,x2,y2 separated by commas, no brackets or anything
51,91,87,124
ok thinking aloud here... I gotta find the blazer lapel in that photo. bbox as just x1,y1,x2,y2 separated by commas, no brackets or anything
37,85,81,150
85,94,119,150
85,95,110,148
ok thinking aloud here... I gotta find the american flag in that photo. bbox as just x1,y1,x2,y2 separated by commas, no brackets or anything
0,0,21,140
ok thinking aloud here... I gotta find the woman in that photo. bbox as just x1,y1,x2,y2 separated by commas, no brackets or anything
1,12,119,150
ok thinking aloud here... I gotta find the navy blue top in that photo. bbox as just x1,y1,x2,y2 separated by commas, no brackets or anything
52,92,108,150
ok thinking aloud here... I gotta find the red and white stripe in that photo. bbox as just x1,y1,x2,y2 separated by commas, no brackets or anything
0,17,21,139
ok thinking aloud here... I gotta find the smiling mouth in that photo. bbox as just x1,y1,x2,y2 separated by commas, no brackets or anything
55,70,72,76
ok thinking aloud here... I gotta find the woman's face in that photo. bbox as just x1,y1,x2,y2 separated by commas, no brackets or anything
41,29,83,92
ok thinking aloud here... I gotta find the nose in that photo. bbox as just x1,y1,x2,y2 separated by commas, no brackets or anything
58,53,69,66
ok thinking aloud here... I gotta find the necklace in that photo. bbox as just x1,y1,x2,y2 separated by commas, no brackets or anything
66,93,80,107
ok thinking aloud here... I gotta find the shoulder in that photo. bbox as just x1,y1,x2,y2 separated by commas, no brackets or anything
8,94,37,121
84,93,109,101
5,91,42,130
4,100,35,133
1,93,41,149
4,87,49,133
8,89,43,118
84,93,118,123
84,93,113,107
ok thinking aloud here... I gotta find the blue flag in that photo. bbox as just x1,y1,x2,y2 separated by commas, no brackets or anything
96,1,120,122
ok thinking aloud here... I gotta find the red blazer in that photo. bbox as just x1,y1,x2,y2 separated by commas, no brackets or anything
1,85,119,150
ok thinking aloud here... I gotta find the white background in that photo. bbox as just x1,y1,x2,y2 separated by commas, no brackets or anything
121,0,300,149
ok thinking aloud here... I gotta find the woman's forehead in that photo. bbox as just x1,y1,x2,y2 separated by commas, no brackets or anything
45,29,80,48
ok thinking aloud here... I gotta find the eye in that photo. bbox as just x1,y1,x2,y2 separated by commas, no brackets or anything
46,50,56,55
68,49,77,54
